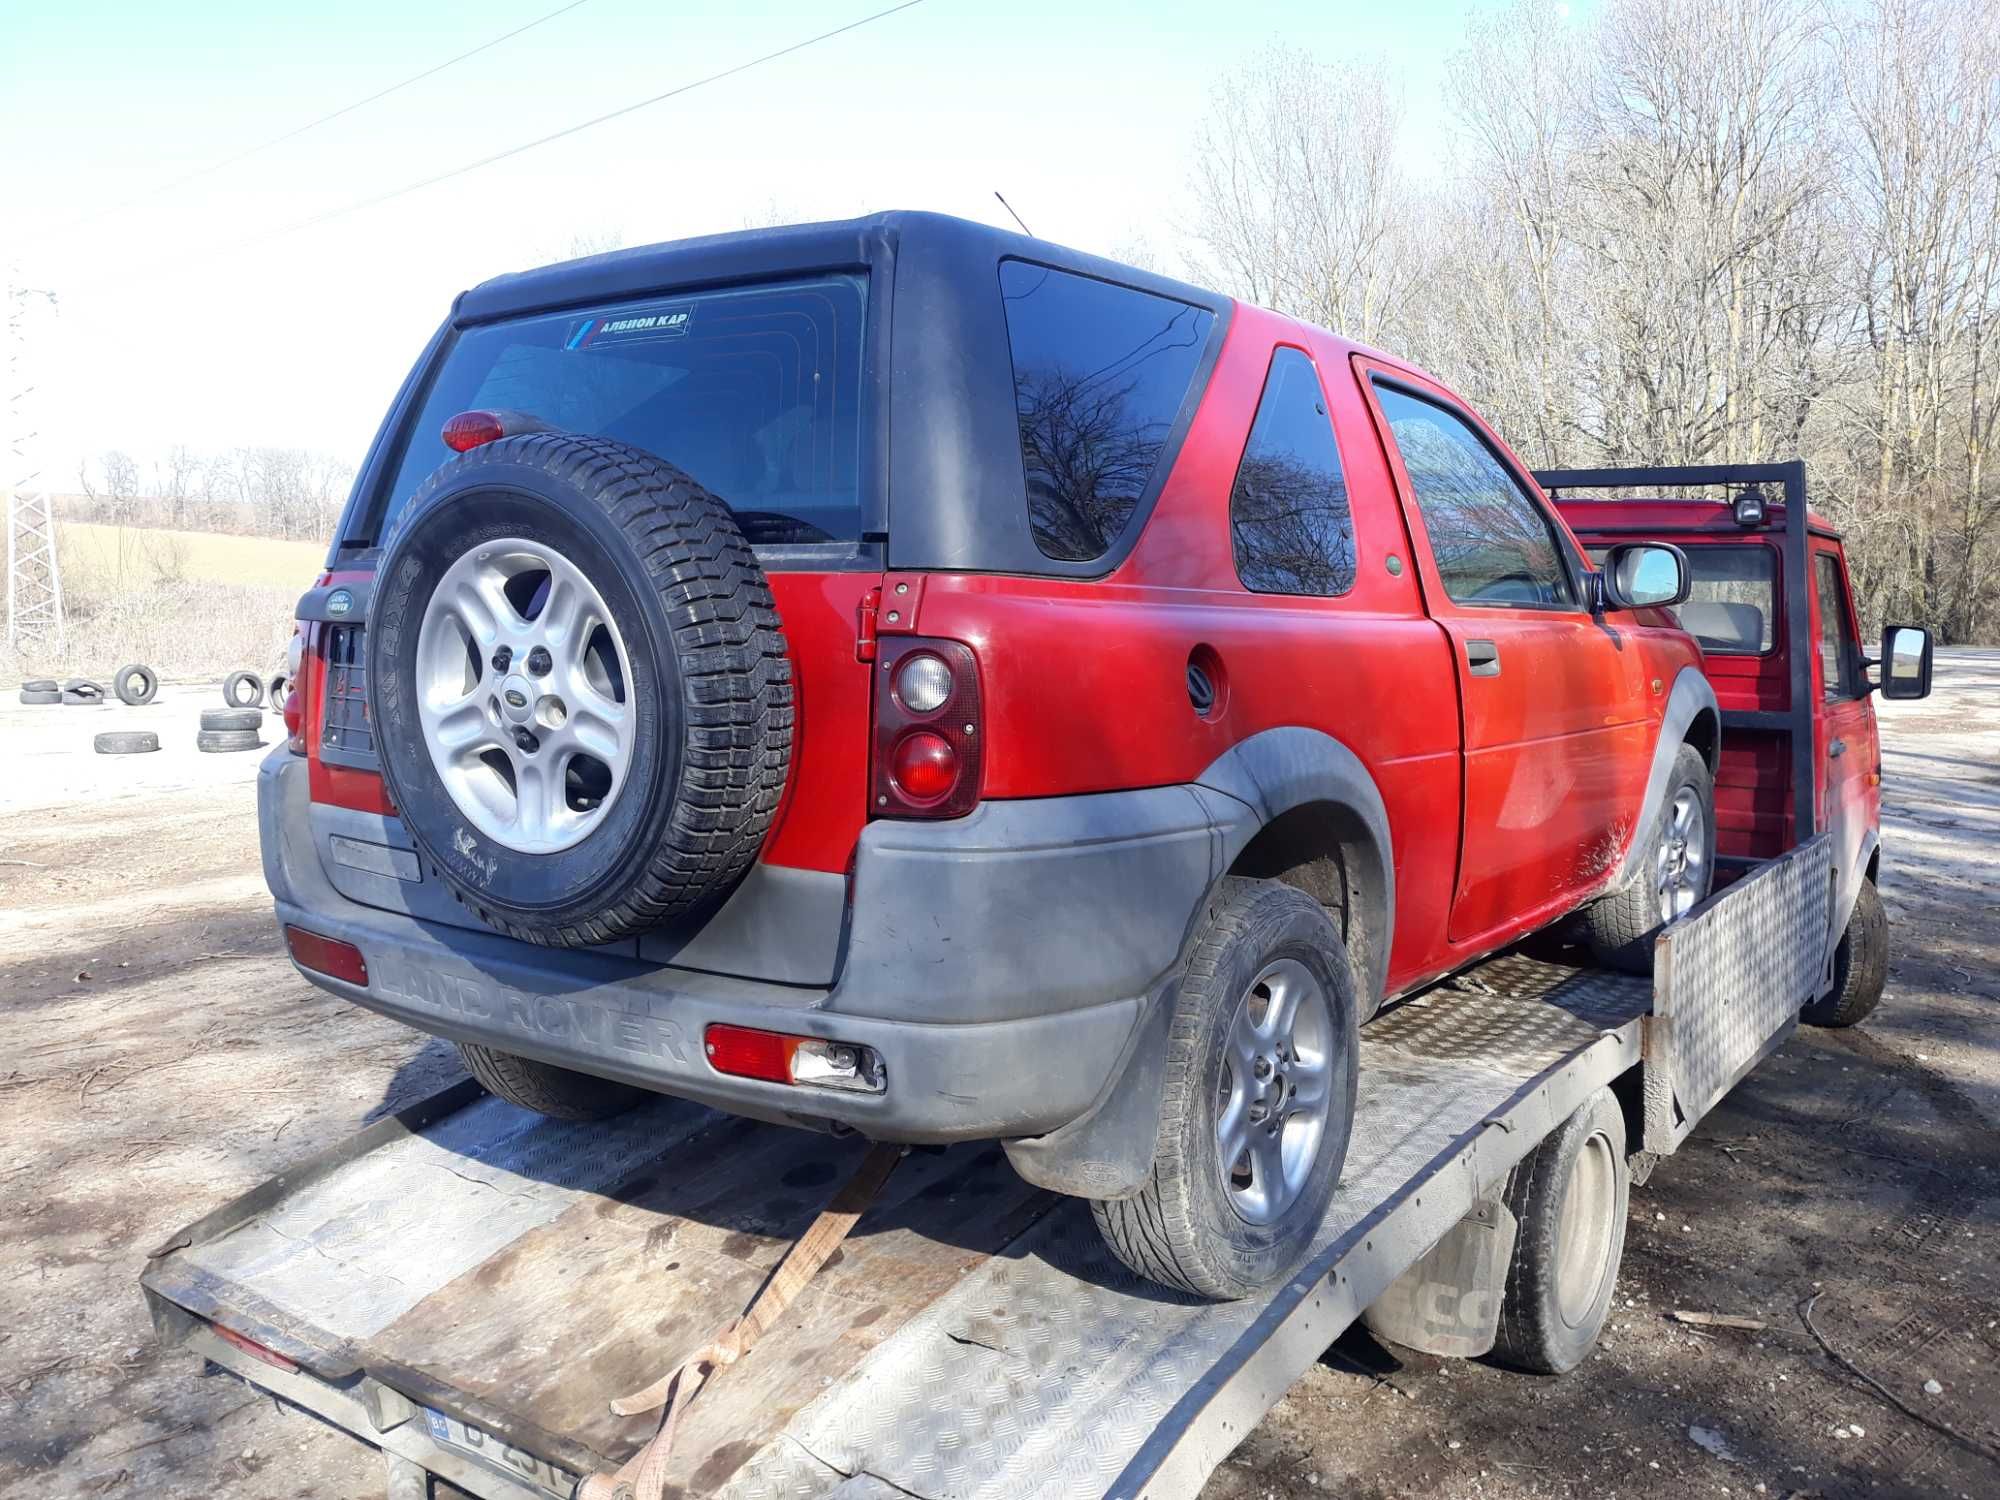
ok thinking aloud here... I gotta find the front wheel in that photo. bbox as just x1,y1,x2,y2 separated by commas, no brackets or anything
1582,743,1715,974
1092,878,1358,1300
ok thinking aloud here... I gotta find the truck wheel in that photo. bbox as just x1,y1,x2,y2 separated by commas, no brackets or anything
1092,877,1358,1300
457,1042,646,1121
1491,1087,1628,1374
369,433,791,948
1802,877,1887,1028
1581,743,1714,974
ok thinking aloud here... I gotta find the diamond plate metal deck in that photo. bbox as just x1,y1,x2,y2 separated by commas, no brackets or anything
1645,834,1832,1152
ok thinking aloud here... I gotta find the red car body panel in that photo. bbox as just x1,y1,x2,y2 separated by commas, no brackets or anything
1556,500,1882,892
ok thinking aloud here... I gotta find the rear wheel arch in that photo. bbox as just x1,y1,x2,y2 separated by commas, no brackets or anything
1613,666,1721,889
1683,704,1720,775
1197,727,1395,1022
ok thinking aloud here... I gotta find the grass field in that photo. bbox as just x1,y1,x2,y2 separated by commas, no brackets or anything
55,521,324,593
2,524,319,684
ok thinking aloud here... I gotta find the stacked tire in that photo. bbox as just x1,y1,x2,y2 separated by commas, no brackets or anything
199,707,263,753
18,678,59,705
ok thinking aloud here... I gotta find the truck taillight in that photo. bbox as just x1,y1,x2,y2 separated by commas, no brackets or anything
871,638,983,819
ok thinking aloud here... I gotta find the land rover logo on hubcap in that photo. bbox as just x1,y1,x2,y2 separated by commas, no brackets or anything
501,676,534,721
327,588,353,616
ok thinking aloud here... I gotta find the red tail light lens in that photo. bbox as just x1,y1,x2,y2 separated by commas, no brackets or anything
892,731,958,801
285,926,368,986
442,410,507,452
871,637,982,819
704,1024,885,1093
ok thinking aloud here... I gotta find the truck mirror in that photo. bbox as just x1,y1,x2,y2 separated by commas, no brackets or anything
1601,542,1690,610
1878,624,1933,700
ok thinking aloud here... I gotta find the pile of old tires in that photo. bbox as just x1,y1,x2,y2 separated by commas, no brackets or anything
17,661,274,756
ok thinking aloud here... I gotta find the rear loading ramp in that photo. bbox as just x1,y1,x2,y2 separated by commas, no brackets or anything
142,839,1829,1500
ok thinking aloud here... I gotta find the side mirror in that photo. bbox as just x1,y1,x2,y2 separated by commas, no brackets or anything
1876,623,1933,700
1600,542,1690,610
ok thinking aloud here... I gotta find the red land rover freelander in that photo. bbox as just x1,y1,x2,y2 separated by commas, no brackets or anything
266,213,1730,1297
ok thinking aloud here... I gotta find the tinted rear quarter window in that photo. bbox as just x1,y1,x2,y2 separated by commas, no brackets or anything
999,261,1213,562
1230,348,1355,596
368,275,866,549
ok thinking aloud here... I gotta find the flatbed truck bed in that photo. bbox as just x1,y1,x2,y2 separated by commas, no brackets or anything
142,836,1831,1500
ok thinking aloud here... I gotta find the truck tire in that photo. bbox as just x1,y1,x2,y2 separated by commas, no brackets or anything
21,678,57,691
457,1042,646,1122
95,730,160,754
18,687,60,705
368,432,791,948
1092,877,1358,1300
200,707,262,732
1581,743,1714,973
1802,877,1887,1028
1491,1087,1628,1374
114,663,159,705
222,670,265,708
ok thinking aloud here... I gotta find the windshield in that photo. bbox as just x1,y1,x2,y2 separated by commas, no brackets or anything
363,274,867,549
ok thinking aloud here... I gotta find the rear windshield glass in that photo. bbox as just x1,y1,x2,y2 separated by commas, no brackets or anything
366,275,866,547
1588,542,1776,653
999,260,1213,562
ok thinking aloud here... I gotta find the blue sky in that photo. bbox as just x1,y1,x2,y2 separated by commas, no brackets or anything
0,0,1566,484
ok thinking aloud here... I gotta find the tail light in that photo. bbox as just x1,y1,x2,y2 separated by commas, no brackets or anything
704,1024,884,1093
285,925,368,986
871,637,982,819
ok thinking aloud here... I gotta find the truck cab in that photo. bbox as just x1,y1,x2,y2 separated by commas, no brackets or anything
1547,465,1936,1026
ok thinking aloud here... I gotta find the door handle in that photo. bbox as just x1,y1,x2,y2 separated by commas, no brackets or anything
1466,639,1501,677
1829,738,1846,758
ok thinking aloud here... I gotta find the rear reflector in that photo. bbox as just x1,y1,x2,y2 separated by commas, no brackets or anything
210,1322,300,1373
285,926,368,986
704,1024,884,1094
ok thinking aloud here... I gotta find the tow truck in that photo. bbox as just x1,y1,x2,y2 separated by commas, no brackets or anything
141,463,1930,1499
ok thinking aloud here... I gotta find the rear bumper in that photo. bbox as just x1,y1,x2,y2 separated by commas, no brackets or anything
260,751,1243,1143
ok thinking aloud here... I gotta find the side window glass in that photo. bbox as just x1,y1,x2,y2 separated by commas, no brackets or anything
1230,349,1356,596
1371,383,1576,608
1816,552,1858,700
1593,544,1776,654
998,261,1214,562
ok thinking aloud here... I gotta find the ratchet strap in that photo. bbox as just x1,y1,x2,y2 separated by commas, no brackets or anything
576,1141,903,1500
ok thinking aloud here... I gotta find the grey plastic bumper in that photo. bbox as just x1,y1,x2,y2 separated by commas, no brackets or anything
259,751,1243,1144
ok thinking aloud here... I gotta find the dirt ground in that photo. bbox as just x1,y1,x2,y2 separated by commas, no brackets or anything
1,661,1996,1500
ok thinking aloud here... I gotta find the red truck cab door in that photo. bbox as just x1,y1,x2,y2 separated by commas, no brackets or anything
1356,361,1654,949
1810,544,1879,912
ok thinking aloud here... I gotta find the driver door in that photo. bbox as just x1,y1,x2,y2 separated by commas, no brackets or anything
1358,364,1653,948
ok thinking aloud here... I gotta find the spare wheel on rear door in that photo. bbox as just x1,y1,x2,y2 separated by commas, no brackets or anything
368,432,792,947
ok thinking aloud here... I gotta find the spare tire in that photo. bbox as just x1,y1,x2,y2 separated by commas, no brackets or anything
368,432,792,947
114,663,159,705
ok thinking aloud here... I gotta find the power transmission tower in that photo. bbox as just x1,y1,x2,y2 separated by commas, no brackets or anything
5,270,63,657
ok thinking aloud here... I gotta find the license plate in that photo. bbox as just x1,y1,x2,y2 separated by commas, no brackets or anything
420,1407,577,1498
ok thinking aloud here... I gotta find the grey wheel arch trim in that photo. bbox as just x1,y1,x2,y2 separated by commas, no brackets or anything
1006,727,1394,1201
1610,667,1721,890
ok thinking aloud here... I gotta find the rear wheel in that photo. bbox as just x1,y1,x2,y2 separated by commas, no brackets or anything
1802,877,1887,1028
1582,743,1714,973
1491,1087,1628,1374
1092,878,1357,1300
457,1042,646,1121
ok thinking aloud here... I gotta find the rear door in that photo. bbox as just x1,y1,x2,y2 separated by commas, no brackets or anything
1810,544,1877,917
1358,365,1653,947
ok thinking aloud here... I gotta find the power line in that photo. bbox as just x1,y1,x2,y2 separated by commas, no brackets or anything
45,0,600,242
73,0,930,288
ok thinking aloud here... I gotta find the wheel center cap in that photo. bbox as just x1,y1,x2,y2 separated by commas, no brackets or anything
500,675,534,723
